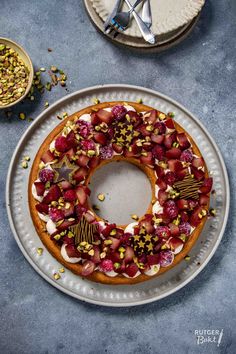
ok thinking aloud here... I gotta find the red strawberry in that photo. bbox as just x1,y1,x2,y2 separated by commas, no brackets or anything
168,223,180,236
72,167,88,183
176,199,189,210
151,134,164,144
137,124,151,137
65,244,81,258
177,133,190,150
127,111,142,127
62,203,75,218
76,154,90,167
43,185,62,204
147,254,160,266
145,110,157,124
154,122,166,134
108,237,121,250
190,206,205,227
84,211,96,223
112,143,123,154
125,263,139,277
199,194,209,205
102,224,117,238
166,147,182,159
140,151,154,166
176,168,188,181
191,166,205,181
156,178,167,191
65,148,75,160
66,131,77,149
192,157,205,169
81,260,96,276
155,226,171,239
64,189,77,202
168,237,184,254
55,136,70,152
89,156,101,169
163,200,178,219
96,109,114,124
49,207,65,222
91,112,100,125
34,181,45,196
57,218,76,231
99,259,114,272
199,178,213,194
158,190,169,206
164,134,175,149
124,246,134,264
142,142,153,152
75,186,90,205
41,150,55,163
168,159,183,173
39,168,55,183
109,252,122,263
139,215,154,233
155,165,165,178
152,145,165,160
60,180,72,190
165,118,175,130
90,246,101,264
93,132,107,145
36,202,49,214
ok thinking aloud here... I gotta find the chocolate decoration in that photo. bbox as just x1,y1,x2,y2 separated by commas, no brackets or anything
112,121,134,148
131,229,158,256
69,216,98,245
52,155,78,183
174,174,202,200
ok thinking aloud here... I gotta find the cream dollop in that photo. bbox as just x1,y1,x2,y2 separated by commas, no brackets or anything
123,270,141,278
46,219,57,235
38,212,50,223
31,179,43,202
144,264,160,276
124,222,138,235
78,113,92,123
61,244,81,263
152,201,163,215
104,270,118,277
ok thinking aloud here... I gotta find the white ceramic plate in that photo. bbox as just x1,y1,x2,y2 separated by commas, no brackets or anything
91,0,205,38
6,85,229,307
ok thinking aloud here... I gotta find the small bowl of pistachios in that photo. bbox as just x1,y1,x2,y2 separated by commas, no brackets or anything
0,37,34,109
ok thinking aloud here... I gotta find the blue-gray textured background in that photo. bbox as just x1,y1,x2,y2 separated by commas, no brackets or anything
0,0,235,353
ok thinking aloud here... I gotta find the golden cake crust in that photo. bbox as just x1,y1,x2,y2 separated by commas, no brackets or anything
29,102,209,285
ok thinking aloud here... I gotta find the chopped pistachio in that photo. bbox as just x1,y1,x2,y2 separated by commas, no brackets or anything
50,65,58,73
209,208,216,216
59,267,65,273
37,247,43,256
60,80,66,87
114,262,121,269
87,150,96,157
131,214,139,221
136,98,143,104
21,161,28,169
45,82,51,91
19,112,26,120
40,67,46,72
168,112,175,118
54,234,61,241
88,249,95,256
118,247,125,253
110,229,116,236
44,101,49,108
100,252,106,259
24,156,30,161
146,125,154,132
184,256,191,261
97,193,105,202
67,231,74,238
53,273,61,280
104,239,113,245
92,98,100,104
159,113,166,120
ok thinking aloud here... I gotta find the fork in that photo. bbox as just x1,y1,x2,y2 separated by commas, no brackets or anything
142,0,152,28
112,0,144,30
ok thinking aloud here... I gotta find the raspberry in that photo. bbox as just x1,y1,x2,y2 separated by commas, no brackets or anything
188,199,198,210
164,171,176,186
159,251,174,267
154,122,166,134
55,136,69,152
152,145,165,160
49,207,65,222
77,121,91,138
179,222,191,236
64,189,77,202
111,105,127,121
163,200,178,219
155,226,171,239
39,168,55,183
180,149,193,162
99,259,114,272
81,139,95,151
100,145,113,159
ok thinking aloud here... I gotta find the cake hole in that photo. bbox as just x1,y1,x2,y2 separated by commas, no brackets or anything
89,161,152,225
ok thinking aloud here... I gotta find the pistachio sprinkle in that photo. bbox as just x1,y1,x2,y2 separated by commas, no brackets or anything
37,247,43,256
0,44,30,106
97,193,105,202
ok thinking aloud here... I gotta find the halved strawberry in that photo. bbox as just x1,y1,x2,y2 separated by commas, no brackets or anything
177,133,190,150
36,202,49,214
65,148,75,161
127,111,142,127
156,178,167,191
154,122,166,134
145,110,157,124
176,168,188,181
190,206,204,227
180,211,189,222
166,147,182,159
176,199,189,210
65,244,81,258
72,167,88,183
90,245,101,264
75,185,90,205
155,226,171,239
57,218,76,231
42,185,62,204
96,109,114,124
112,143,123,154
164,171,176,186
165,118,175,130
34,181,45,196
102,224,117,238
158,190,169,206
108,237,121,250
168,223,180,236
152,145,165,160
124,246,134,264
91,112,100,125
76,154,90,167
168,237,184,254
155,165,165,178
66,131,77,149
109,251,122,263
55,136,70,152
192,156,205,169
191,166,205,181
147,254,160,266
60,180,72,190
139,215,154,233
199,177,213,194
142,142,153,152
81,260,96,276
61,203,75,218
88,156,101,169
168,159,183,173
125,263,139,277
199,194,210,205
140,151,154,166
84,211,95,223
99,259,114,272
93,132,107,145
150,133,164,144
75,204,87,218
41,150,55,163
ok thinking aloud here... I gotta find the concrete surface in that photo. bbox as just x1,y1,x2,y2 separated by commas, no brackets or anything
0,0,235,353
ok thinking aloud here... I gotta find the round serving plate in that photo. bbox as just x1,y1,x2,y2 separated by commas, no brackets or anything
84,0,201,51
91,0,205,38
6,85,229,307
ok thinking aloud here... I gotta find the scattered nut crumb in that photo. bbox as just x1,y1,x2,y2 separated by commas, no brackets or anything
37,247,43,256
97,193,105,202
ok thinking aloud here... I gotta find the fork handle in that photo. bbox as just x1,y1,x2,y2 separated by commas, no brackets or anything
129,0,144,14
124,0,155,44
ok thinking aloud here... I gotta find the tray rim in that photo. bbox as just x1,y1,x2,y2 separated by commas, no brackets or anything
6,84,230,307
